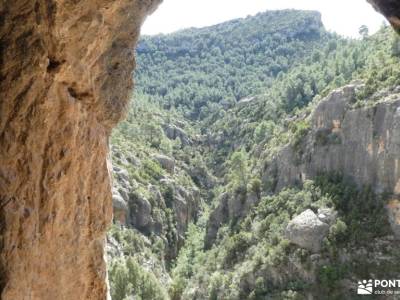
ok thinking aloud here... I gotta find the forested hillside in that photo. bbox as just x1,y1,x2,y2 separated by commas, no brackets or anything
135,10,326,119
108,10,400,300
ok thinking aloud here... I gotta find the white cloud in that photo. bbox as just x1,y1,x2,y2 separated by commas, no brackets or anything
142,0,386,38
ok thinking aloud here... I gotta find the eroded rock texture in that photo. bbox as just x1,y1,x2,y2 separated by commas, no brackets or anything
268,85,400,195
0,0,160,299
263,85,400,240
368,0,400,33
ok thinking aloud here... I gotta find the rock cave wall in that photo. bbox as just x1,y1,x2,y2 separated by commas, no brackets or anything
368,0,400,33
0,0,160,299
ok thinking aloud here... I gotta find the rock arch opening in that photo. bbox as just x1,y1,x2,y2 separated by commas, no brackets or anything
0,0,399,299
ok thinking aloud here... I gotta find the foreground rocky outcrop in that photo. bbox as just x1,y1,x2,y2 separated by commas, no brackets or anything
0,0,160,299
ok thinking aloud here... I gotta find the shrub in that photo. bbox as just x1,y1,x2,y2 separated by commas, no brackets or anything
317,264,347,291
108,257,168,300
249,178,262,197
290,120,311,160
223,232,252,267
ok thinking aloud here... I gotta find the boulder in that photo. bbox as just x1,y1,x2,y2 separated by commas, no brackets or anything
112,192,128,212
164,124,176,139
154,154,175,173
163,124,191,146
114,167,132,191
286,209,330,252
126,155,141,167
131,195,153,229
116,168,130,182
112,190,129,225
317,208,337,225
116,186,130,202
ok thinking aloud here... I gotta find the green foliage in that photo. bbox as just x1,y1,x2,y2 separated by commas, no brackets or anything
109,257,168,300
359,25,369,39
169,182,334,299
315,129,342,146
108,9,400,300
392,33,400,57
109,225,146,256
142,159,164,181
143,123,164,148
290,119,311,154
169,174,394,299
136,10,326,119
327,219,347,244
314,173,390,244
227,149,250,192
253,121,275,144
317,264,347,291
169,224,205,300
223,231,252,267
249,178,262,197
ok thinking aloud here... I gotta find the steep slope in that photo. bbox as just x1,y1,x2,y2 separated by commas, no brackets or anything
0,0,160,299
107,95,215,299
107,10,337,299
108,10,400,300
198,85,400,299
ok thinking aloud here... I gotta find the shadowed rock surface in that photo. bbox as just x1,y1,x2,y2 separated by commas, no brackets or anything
369,0,400,33
0,0,160,299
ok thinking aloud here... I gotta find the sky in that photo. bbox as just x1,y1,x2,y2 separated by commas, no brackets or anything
142,0,387,38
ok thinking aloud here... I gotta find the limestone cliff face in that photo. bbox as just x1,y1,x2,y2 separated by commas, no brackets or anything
206,86,400,246
267,85,400,195
0,0,160,299
264,85,400,238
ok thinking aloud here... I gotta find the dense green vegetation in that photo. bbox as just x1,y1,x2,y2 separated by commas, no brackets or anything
136,10,327,119
108,9,400,300
168,176,396,299
108,226,169,300
205,25,400,170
